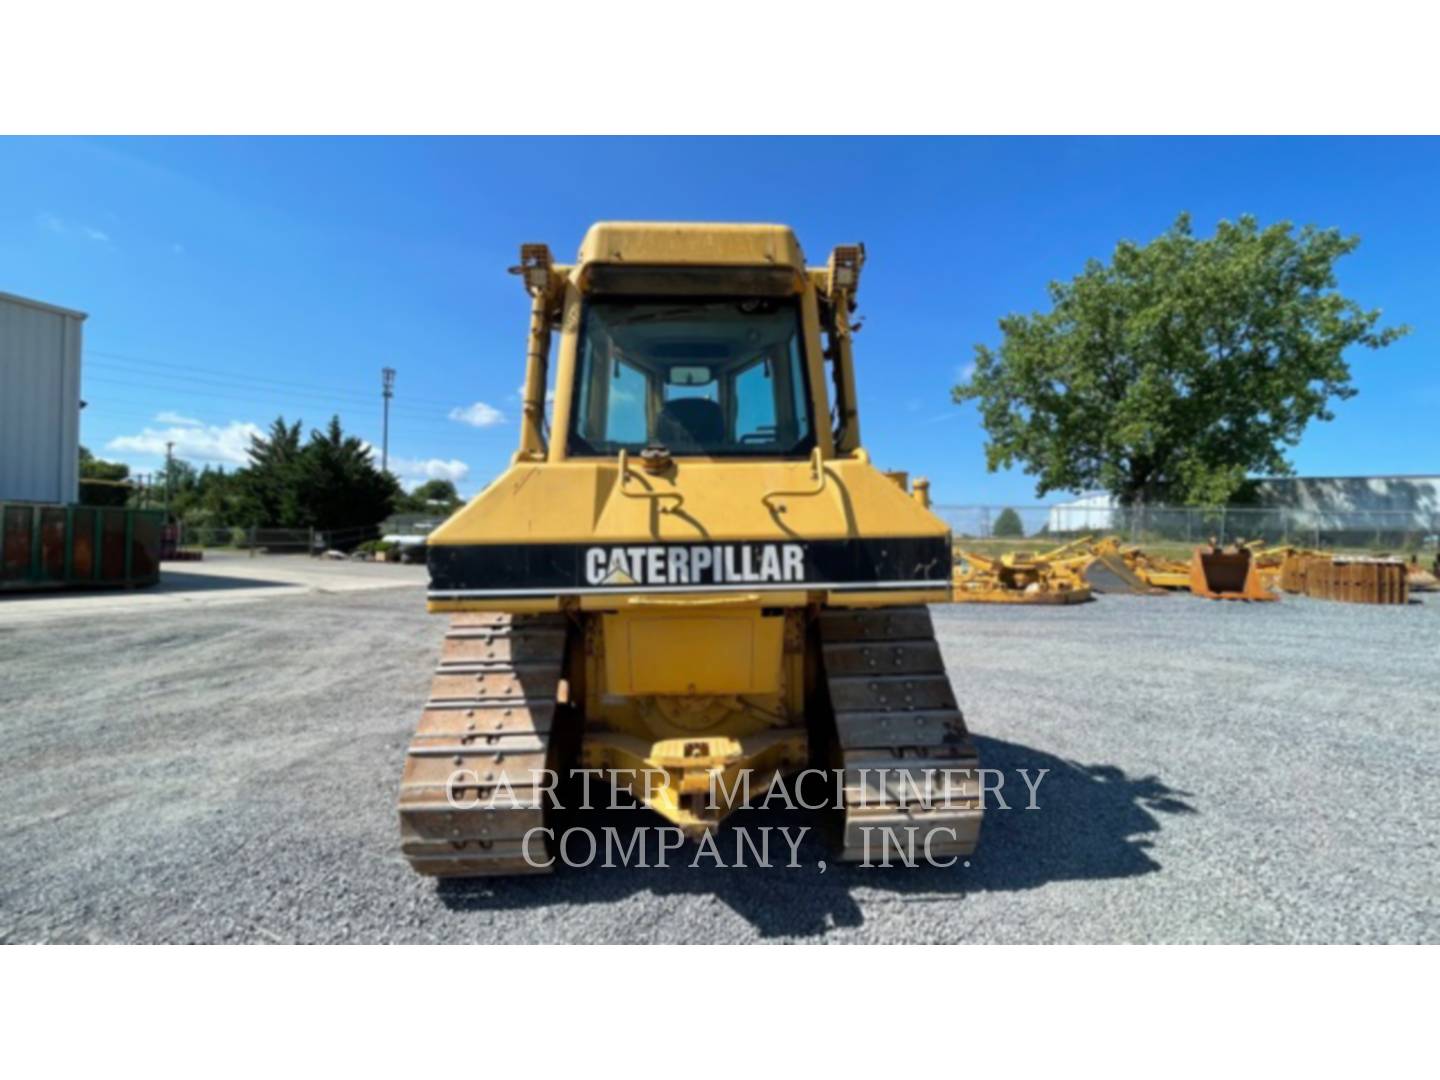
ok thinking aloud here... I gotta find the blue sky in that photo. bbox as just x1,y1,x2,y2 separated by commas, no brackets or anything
0,137,1434,505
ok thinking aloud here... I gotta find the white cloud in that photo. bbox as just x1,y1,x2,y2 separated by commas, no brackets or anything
37,212,110,243
107,420,262,466
956,361,977,384
919,411,961,426
388,456,470,484
108,421,470,491
449,401,505,428
154,410,202,427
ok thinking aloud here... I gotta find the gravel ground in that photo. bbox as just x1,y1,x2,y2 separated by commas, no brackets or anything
1,578,1435,943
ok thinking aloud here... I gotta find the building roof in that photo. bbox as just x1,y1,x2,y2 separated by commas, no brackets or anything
0,289,88,321
1256,474,1439,484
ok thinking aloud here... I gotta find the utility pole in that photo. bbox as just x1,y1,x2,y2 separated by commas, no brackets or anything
164,442,175,515
381,367,396,474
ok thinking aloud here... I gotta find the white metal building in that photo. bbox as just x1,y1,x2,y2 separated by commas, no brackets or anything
1044,490,1119,532
1253,475,1439,524
1047,475,1440,531
0,290,86,505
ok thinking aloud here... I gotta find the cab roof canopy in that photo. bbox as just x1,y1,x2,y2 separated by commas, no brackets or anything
575,222,809,296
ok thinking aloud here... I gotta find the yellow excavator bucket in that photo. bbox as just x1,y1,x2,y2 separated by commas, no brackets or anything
1188,545,1276,601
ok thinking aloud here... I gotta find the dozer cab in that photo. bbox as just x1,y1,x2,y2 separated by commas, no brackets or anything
398,223,981,875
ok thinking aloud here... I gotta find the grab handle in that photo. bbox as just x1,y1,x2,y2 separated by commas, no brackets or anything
761,448,827,508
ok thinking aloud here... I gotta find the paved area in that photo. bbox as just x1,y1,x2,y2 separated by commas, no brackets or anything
0,552,426,624
0,577,1434,942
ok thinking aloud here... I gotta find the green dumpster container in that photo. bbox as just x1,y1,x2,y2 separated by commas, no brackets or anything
0,503,163,591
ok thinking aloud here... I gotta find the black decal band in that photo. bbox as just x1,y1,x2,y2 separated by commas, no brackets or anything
427,537,950,597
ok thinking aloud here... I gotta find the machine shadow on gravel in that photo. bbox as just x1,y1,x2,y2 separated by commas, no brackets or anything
151,570,298,593
434,735,1196,939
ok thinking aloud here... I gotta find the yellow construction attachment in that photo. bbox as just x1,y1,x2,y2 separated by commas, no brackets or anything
1280,551,1411,604
1406,555,1439,593
1234,540,1295,593
952,541,1094,604
1277,549,1314,594
1128,551,1190,591
1188,544,1276,601
1083,537,1177,594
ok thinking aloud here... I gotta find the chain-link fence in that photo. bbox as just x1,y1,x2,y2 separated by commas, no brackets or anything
934,504,1440,553
169,507,1439,557
169,523,384,554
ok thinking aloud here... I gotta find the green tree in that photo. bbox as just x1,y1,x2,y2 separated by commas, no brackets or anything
292,416,401,531
167,460,241,533
992,507,1025,538
160,458,198,510
236,417,304,525
955,214,1408,506
77,445,131,507
216,414,401,534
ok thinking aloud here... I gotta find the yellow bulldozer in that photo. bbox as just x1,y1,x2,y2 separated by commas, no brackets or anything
398,223,981,876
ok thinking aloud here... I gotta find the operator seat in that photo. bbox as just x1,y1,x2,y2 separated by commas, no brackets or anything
655,398,724,451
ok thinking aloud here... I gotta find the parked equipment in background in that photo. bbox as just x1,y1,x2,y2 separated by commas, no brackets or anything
1237,541,1292,593
1082,537,1174,594
1280,551,1410,604
1188,543,1276,601
1278,550,1310,594
1,502,162,591
1405,556,1438,593
1128,550,1194,591
160,521,204,561
953,541,1094,604
398,223,982,878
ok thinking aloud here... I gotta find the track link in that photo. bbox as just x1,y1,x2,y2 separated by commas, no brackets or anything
819,606,982,864
397,612,567,877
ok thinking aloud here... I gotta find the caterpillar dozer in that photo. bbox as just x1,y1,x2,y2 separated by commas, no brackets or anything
398,223,981,876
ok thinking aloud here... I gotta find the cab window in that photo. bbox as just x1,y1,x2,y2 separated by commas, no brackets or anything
569,298,815,457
